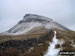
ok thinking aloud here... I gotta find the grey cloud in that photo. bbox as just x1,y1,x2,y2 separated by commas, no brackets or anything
0,0,75,33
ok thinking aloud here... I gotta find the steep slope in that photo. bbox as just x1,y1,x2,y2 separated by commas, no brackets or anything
2,14,69,35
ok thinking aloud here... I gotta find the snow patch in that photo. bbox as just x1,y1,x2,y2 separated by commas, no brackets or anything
1,14,69,35
3,22,42,35
44,31,60,56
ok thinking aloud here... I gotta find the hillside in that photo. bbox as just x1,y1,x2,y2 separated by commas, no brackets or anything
0,29,75,56
1,14,69,35
0,14,74,56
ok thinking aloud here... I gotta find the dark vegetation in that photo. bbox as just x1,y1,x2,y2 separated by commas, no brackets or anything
0,30,54,56
56,29,75,51
0,29,75,56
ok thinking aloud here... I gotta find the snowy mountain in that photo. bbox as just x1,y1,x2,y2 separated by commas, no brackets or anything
0,14,75,56
0,29,75,56
2,14,69,35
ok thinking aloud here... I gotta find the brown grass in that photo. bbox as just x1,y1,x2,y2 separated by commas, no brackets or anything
0,29,54,56
23,42,49,56
55,44,61,48
55,29,75,51
0,29,75,56
0,30,49,43
0,41,50,56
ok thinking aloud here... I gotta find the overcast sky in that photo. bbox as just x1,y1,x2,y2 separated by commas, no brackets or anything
0,0,75,33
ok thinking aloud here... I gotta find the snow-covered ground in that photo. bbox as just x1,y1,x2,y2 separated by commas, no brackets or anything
2,22,42,35
44,31,61,56
1,14,69,35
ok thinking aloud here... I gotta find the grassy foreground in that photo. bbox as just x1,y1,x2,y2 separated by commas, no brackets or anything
0,29,75,56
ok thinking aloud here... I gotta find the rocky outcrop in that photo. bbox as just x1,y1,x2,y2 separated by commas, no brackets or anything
0,30,53,51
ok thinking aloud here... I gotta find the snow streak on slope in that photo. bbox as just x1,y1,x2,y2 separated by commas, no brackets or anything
44,31,60,56
1,14,69,35
3,22,42,35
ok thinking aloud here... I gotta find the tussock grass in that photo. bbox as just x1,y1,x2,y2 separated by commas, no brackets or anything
0,30,49,43
0,30,54,56
0,29,75,56
55,29,75,51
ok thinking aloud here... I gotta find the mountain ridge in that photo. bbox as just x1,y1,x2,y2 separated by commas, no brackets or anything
1,14,69,35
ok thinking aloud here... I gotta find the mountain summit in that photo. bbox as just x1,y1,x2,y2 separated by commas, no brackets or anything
23,14,52,22
0,14,75,56
2,14,69,35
